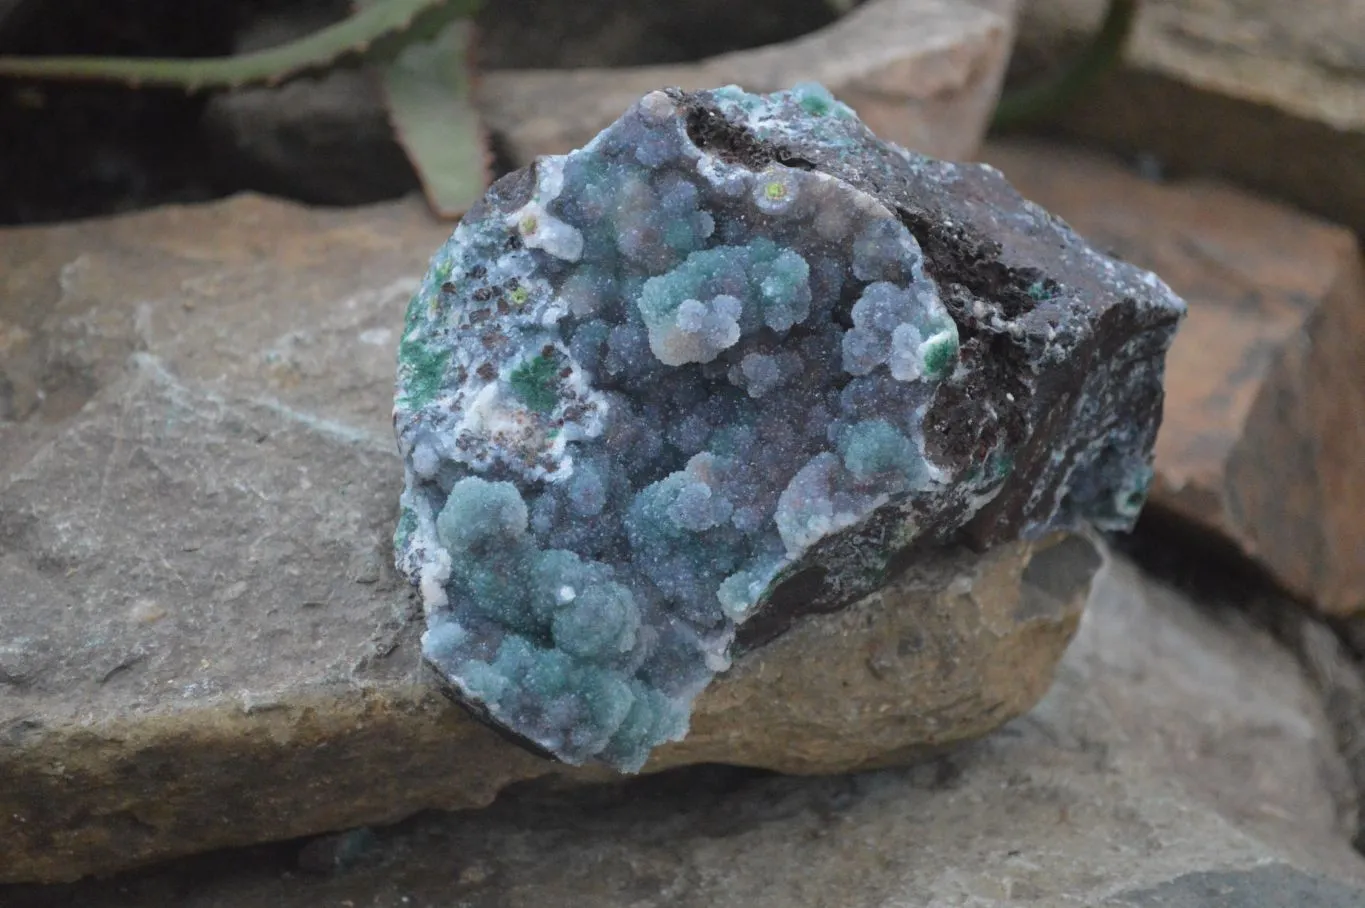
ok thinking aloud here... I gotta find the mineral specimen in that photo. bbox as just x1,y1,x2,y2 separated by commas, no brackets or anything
392,83,1186,772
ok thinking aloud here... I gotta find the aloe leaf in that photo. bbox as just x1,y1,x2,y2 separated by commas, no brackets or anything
0,0,473,91
378,19,489,219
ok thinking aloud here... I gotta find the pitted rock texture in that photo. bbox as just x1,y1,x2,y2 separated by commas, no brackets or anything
393,84,1187,771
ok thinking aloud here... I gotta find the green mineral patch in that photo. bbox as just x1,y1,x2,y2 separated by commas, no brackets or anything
922,331,960,380
508,353,559,413
398,337,450,408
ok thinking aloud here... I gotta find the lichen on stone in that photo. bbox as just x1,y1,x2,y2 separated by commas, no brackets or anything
392,82,1185,772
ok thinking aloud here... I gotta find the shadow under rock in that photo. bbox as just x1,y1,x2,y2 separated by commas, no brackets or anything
0,749,984,906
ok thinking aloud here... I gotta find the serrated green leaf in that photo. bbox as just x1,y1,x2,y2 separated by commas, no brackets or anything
378,19,489,220
0,0,475,91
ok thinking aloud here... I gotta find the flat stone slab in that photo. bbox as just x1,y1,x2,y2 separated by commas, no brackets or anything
984,139,1365,617
7,551,1364,906
479,0,1018,166
0,194,1093,883
1013,0,1365,237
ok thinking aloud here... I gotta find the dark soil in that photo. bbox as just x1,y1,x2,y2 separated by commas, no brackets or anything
0,0,848,226
0,0,240,224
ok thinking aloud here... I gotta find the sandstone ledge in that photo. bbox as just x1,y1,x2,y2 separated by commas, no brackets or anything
1011,0,1365,236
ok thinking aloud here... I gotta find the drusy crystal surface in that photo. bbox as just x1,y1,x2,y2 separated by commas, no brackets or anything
393,84,1185,771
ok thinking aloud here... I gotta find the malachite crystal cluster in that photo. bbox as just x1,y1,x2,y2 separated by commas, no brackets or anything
392,83,1186,772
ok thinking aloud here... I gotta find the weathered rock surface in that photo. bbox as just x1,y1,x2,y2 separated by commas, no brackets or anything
0,193,1094,883
983,139,1365,617
481,0,1018,167
8,550,1364,906
204,0,1017,205
1011,0,1365,236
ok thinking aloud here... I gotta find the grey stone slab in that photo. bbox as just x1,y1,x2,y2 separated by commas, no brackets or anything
1109,864,1365,908
6,551,1363,905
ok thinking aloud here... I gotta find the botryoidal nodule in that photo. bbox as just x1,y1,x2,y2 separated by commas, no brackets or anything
392,83,1186,772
